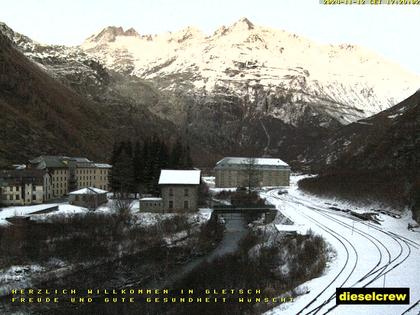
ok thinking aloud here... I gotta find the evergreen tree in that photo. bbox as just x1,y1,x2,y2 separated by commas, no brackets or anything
110,142,124,191
133,140,143,191
111,141,135,194
142,138,154,192
109,136,193,194
183,145,193,168
169,139,184,169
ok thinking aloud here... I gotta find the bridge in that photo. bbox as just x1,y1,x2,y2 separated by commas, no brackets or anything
212,204,276,213
212,204,277,222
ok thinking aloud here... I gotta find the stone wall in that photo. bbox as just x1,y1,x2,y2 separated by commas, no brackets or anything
161,185,198,212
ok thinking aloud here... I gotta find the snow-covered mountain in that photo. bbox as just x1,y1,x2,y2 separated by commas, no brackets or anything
80,18,420,124
2,19,419,167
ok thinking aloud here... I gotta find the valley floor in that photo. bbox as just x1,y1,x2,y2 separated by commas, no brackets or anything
261,175,420,315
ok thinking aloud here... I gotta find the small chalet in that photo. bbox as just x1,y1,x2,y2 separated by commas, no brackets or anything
158,169,201,212
68,187,108,209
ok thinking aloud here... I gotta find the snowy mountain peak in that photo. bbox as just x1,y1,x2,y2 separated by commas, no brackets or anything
124,27,139,37
214,17,255,37
169,26,204,43
77,19,420,125
3,19,418,130
231,17,255,30
85,26,139,44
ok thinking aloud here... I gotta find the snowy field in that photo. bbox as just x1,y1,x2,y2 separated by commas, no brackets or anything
0,203,88,225
0,198,128,225
262,175,420,315
0,198,212,227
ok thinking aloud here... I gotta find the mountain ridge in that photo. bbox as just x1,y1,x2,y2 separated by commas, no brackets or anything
80,17,419,125
1,19,419,168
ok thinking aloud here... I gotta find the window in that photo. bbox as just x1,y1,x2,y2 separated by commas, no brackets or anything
169,200,174,209
169,188,173,197
184,200,189,210
184,188,189,197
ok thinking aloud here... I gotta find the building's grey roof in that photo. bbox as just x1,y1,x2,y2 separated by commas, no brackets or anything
140,197,163,201
94,163,112,169
29,156,68,169
69,187,108,195
13,164,27,170
72,157,92,163
158,169,201,185
0,169,46,185
29,156,108,170
215,157,290,169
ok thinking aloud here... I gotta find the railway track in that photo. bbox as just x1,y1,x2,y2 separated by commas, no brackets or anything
265,189,419,315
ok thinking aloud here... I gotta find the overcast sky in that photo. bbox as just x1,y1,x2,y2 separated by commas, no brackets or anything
1,0,419,75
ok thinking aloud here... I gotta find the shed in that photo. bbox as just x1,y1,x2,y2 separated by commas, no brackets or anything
139,197,163,212
68,187,108,209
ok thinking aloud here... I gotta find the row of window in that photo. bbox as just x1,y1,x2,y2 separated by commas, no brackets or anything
52,176,67,182
5,194,37,201
76,169,108,175
53,189,66,196
53,169,109,175
52,183,67,189
3,185,40,192
77,175,108,181
168,200,189,210
168,188,189,197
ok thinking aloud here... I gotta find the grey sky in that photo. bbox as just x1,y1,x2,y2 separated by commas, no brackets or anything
1,0,419,75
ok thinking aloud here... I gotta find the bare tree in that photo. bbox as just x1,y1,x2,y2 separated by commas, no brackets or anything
242,157,260,193
112,192,133,225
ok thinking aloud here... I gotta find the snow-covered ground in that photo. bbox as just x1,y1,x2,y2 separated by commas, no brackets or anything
0,198,213,228
0,203,89,225
202,176,215,187
262,175,420,315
